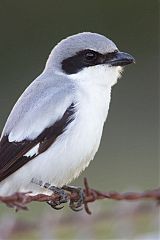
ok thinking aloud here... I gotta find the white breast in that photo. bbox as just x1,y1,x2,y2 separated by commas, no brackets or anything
68,82,110,174
63,64,118,180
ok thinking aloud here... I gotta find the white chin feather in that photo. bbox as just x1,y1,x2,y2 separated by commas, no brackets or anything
117,66,124,79
69,64,123,88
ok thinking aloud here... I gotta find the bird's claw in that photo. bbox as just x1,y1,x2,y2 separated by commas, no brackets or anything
62,185,85,212
47,200,64,210
47,185,69,210
69,202,83,212
45,184,85,212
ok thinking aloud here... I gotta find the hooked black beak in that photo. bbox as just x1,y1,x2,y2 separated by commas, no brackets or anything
106,51,135,67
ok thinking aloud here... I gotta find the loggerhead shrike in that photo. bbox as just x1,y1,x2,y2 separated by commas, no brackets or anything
0,32,134,209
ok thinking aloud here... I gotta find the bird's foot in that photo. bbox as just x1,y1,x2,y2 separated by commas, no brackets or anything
62,185,85,212
46,185,69,210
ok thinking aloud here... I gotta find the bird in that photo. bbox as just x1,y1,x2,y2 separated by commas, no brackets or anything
0,32,134,209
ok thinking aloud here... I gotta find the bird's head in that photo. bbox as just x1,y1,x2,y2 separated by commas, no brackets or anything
46,32,135,87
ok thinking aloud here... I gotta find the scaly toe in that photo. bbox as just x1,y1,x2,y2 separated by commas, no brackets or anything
47,201,64,210
62,185,85,211
69,202,83,212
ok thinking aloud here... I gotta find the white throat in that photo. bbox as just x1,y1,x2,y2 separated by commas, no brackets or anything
68,65,122,88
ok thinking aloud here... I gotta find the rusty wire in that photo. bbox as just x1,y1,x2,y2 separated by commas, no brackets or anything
0,178,159,214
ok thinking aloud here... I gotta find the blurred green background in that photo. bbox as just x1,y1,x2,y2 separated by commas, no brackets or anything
0,0,159,239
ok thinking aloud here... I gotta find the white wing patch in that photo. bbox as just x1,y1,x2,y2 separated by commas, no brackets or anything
24,143,40,158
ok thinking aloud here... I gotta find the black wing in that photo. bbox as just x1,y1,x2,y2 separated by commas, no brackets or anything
0,103,75,182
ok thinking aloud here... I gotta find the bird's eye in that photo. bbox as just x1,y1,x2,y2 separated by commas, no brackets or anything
85,51,97,61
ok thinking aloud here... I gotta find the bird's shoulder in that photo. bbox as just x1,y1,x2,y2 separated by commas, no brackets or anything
2,71,76,141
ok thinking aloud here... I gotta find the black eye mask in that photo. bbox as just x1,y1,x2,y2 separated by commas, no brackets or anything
61,49,118,74
62,49,134,74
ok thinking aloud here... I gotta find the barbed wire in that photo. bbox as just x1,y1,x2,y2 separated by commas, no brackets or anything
0,178,159,214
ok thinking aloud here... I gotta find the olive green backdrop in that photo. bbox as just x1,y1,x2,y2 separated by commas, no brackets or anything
0,0,158,191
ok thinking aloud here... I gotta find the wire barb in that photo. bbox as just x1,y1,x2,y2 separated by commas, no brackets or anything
0,178,159,214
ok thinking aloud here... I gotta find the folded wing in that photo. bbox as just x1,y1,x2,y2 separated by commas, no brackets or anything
0,73,76,182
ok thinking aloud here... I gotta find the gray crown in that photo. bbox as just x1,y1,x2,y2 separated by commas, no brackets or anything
46,32,118,70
